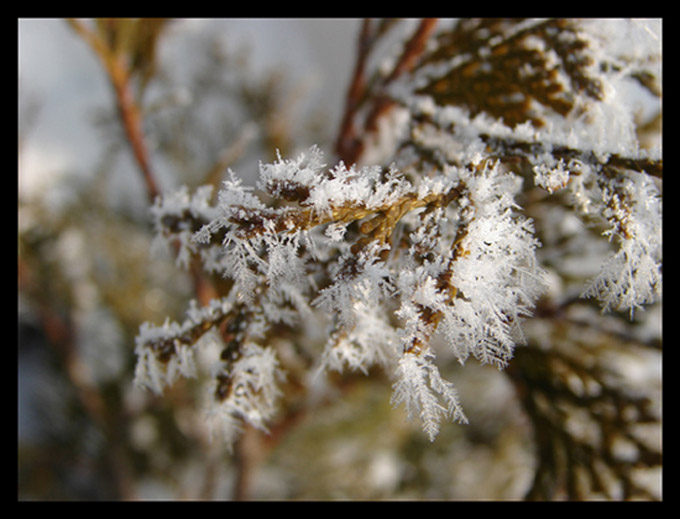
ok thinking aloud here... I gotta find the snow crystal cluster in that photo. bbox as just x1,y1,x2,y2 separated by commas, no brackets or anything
134,18,661,447
135,147,549,443
582,171,662,317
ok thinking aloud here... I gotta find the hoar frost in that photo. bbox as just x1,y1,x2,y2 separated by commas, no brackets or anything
134,18,661,448
135,147,548,444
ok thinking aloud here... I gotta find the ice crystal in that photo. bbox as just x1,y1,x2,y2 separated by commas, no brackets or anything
134,18,661,447
583,171,662,317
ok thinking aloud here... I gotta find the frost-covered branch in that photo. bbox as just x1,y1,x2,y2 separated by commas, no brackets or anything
133,18,661,452
136,146,547,444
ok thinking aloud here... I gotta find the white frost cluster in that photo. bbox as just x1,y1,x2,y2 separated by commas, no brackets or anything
134,319,198,395
137,133,660,446
206,342,284,447
135,19,661,447
391,350,468,441
532,155,572,194
313,241,394,330
390,162,545,437
134,298,233,394
441,165,545,365
260,145,412,216
319,298,400,374
583,172,662,317
150,184,219,269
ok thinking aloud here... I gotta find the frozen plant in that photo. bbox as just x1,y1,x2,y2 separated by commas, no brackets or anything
134,19,661,453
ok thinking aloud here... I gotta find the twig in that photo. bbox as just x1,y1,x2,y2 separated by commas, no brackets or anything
67,19,160,203
336,19,438,166
336,19,375,165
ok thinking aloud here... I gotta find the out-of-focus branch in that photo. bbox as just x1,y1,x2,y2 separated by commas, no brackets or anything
67,18,160,203
336,18,438,166
18,257,137,500
68,18,220,307
385,18,438,82
336,19,374,165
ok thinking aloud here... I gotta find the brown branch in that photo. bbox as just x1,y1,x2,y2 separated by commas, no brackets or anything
336,19,438,166
403,110,663,179
67,19,160,203
481,134,663,179
68,19,223,310
363,19,438,143
336,19,375,165
109,57,159,202
386,18,438,83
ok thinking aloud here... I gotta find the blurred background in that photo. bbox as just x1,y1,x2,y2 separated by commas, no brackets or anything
18,19,359,203
18,18,372,500
18,18,661,500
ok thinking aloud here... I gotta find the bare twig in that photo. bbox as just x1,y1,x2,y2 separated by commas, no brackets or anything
336,19,375,165
336,19,438,166
67,19,160,203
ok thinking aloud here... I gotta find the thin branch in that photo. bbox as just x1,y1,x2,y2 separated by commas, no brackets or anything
67,19,160,203
336,19,375,165
336,19,438,166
